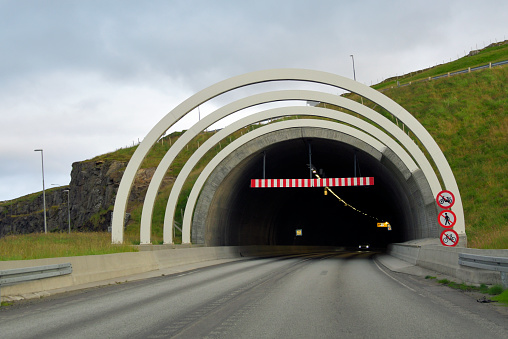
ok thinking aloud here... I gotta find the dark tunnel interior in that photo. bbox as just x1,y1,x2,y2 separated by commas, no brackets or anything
204,138,411,249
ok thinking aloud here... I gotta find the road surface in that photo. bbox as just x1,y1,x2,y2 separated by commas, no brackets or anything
1,251,507,338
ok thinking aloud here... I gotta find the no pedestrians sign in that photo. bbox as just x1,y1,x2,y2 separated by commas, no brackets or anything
438,210,456,228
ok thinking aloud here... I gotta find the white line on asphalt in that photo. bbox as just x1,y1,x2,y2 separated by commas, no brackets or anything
373,259,417,292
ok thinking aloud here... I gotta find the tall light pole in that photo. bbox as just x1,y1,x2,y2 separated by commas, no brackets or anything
350,55,356,81
350,55,363,104
34,149,47,234
63,189,71,233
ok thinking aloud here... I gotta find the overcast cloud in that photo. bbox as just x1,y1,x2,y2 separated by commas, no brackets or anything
1,0,506,201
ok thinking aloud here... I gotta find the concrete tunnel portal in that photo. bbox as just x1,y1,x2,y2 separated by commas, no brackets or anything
111,69,465,246
193,130,414,249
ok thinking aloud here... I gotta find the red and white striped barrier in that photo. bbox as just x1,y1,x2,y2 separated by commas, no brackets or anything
250,177,374,188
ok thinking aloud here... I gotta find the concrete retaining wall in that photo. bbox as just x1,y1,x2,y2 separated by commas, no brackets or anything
1,245,336,298
388,239,508,286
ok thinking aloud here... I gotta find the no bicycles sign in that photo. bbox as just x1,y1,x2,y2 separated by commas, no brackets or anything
440,229,459,247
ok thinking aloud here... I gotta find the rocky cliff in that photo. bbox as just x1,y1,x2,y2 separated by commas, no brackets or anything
0,160,159,237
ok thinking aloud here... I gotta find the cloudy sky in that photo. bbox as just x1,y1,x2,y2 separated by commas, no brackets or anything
1,0,506,201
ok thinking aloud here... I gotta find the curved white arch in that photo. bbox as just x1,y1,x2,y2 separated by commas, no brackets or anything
112,69,464,244
160,107,424,244
139,90,442,244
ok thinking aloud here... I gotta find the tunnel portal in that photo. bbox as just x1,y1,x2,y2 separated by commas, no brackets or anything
194,128,421,249
111,69,465,246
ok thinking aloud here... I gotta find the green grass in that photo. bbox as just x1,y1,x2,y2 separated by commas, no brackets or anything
492,289,508,303
0,233,138,260
434,278,506,299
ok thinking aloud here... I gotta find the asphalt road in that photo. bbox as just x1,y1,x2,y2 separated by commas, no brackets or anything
1,251,507,338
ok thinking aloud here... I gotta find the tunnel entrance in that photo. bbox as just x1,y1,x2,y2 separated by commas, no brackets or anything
194,127,420,249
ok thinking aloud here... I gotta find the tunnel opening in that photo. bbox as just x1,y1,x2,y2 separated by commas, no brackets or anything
194,128,418,250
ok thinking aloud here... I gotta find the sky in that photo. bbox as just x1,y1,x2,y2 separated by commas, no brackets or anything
1,0,507,202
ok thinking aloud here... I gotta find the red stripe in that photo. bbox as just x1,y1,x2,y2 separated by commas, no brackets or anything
251,177,374,188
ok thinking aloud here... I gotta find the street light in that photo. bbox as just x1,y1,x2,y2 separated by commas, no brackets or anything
350,55,356,81
350,55,363,104
63,189,71,233
34,149,47,233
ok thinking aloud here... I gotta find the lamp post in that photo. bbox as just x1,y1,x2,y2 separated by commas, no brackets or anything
63,189,71,233
34,149,47,234
350,55,363,104
350,55,356,81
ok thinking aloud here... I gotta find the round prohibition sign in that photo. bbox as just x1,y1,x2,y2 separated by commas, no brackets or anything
440,229,459,247
436,190,455,209
438,210,456,228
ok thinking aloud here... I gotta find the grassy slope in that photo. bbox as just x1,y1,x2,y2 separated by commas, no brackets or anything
0,233,136,260
379,67,507,248
373,41,508,90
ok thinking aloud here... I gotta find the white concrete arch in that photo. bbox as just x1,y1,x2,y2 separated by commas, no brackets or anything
112,69,465,244
139,90,442,244
160,106,424,245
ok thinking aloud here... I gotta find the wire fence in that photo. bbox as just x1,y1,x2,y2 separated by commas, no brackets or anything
380,59,508,92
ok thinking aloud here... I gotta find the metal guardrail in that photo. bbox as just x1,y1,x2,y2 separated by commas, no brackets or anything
0,263,72,303
458,253,508,272
459,253,508,288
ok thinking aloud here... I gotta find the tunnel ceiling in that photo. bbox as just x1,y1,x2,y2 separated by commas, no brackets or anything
195,129,417,248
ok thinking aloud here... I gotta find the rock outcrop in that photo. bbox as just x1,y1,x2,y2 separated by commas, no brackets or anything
0,160,164,237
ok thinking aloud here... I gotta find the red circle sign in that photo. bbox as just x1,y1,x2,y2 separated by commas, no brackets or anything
438,210,456,228
436,190,455,209
440,229,459,247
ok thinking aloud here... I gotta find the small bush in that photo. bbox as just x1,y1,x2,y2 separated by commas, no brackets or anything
487,285,504,295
